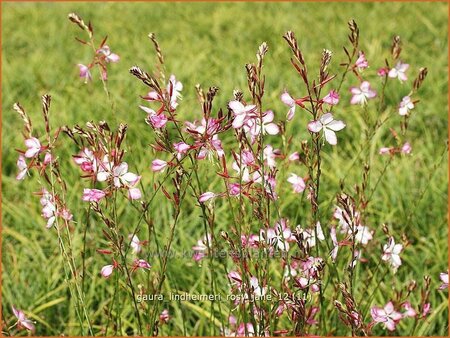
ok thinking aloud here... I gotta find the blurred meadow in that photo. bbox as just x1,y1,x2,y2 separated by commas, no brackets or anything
1,1,448,336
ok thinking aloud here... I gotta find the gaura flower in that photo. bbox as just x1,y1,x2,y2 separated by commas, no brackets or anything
287,173,306,193
199,191,217,203
151,159,168,172
371,301,403,331
133,259,151,271
281,91,296,121
308,113,346,145
439,272,448,290
140,105,168,128
16,155,28,180
129,234,142,254
173,141,190,159
355,51,368,70
12,306,35,332
160,309,170,323
24,137,42,158
388,61,409,82
350,81,377,105
398,96,414,116
82,188,106,202
382,237,403,272
401,302,417,318
77,64,92,83
322,90,339,105
97,45,120,63
228,100,257,129
101,264,114,278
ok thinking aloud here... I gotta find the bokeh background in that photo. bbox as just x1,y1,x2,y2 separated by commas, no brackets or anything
2,2,448,336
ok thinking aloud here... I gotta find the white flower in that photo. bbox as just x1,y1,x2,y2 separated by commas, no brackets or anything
350,81,377,105
399,96,414,116
308,113,346,145
388,61,409,82
382,237,403,272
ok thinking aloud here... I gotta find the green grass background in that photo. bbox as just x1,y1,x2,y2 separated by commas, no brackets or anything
1,1,448,336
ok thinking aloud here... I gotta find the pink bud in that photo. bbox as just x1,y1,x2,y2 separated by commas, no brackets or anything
199,191,216,203
151,159,168,172
101,264,114,278
82,189,106,202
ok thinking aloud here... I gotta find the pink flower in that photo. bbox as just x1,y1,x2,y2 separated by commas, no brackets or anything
73,148,97,173
308,113,346,145
249,276,267,296
151,159,168,172
228,100,256,129
199,191,216,203
101,264,114,278
350,81,377,105
133,259,151,270
287,173,306,193
128,188,142,200
322,90,339,105
228,271,243,289
97,45,120,63
281,91,296,121
167,74,183,109
388,61,409,82
82,188,106,202
330,226,338,261
24,137,42,158
399,96,414,116
379,147,393,155
401,142,412,154
422,303,431,317
355,51,368,70
140,105,168,128
402,301,417,318
228,183,241,196
173,141,190,159
43,152,53,165
192,235,211,261
382,237,403,272
160,309,170,323
288,152,299,161
77,64,92,83
370,301,403,331
16,155,28,180
377,67,389,76
439,272,448,290
12,306,35,332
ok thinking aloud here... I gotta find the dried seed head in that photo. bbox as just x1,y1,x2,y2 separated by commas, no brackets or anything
283,30,305,66
348,19,359,48
129,66,161,92
321,49,333,72
68,12,91,37
233,89,244,101
13,102,33,138
413,67,428,92
42,94,51,135
391,35,402,60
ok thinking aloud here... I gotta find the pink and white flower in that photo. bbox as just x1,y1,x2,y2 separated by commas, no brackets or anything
399,96,414,116
388,61,409,82
133,259,151,271
16,155,28,180
82,188,106,202
173,141,190,159
371,301,403,331
199,191,217,203
382,237,403,272
281,91,296,121
160,309,170,323
151,159,168,172
228,100,257,129
308,113,346,145
73,148,97,173
439,272,448,290
12,306,35,332
402,302,417,318
101,264,114,278
192,235,211,261
77,64,92,83
401,142,412,154
287,173,306,193
97,45,120,63
322,90,339,105
129,234,142,254
350,81,377,105
24,137,42,158
355,51,368,70
140,105,168,128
